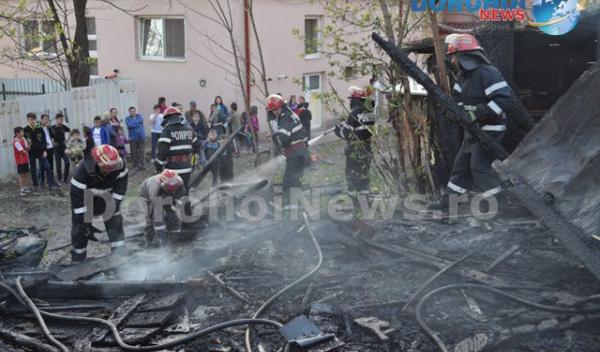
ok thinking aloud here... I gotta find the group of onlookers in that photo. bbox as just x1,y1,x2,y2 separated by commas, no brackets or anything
12,93,310,196
12,106,145,196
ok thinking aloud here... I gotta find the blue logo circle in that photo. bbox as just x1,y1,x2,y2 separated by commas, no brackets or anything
532,0,580,35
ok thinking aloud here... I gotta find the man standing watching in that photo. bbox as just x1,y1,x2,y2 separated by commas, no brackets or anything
23,112,57,190
184,101,205,125
39,114,56,186
126,106,146,170
51,112,71,184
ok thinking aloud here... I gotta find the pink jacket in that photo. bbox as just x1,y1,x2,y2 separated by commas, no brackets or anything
250,114,259,132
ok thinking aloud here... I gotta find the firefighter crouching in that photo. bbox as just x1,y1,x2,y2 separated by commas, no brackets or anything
140,169,185,246
335,86,376,194
266,94,309,204
430,33,514,210
155,106,201,189
70,145,128,262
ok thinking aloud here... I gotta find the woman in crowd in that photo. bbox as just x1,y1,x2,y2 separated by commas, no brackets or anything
214,96,229,117
109,107,120,133
102,112,118,147
209,103,228,137
289,95,299,113
158,96,168,114
149,104,163,162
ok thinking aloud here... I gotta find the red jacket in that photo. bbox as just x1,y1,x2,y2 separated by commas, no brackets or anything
13,138,29,165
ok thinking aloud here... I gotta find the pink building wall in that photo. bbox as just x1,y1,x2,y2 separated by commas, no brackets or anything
0,0,378,131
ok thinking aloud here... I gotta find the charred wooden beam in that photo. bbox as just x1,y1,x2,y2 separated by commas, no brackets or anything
0,328,60,352
74,294,146,351
28,279,207,300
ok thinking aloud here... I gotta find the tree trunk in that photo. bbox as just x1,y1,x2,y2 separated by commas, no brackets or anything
47,0,90,87
71,0,90,87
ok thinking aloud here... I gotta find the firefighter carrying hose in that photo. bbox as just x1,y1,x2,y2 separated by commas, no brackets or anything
334,86,376,194
70,144,128,262
266,94,309,205
429,33,515,210
140,169,185,246
155,106,201,189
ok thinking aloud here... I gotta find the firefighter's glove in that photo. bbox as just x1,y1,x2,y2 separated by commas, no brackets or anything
467,111,478,124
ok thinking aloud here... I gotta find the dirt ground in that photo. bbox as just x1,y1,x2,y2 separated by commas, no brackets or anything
1,137,600,351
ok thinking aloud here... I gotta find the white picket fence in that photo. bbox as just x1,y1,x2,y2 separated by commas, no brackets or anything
0,80,137,181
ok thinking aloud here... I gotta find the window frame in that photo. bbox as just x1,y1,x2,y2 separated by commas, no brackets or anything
137,16,186,62
304,16,321,60
86,17,99,78
21,19,58,58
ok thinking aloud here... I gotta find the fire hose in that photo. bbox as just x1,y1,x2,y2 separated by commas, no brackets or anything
415,283,600,352
0,279,284,351
244,212,324,352
0,212,323,351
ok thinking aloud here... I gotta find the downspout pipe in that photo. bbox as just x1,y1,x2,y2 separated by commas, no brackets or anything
244,0,251,111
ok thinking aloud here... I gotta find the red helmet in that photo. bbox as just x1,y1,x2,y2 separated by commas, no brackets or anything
158,169,184,192
163,106,182,117
266,94,284,111
348,86,370,99
91,145,123,173
445,33,483,55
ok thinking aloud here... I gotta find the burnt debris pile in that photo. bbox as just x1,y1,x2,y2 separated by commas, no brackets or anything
2,205,600,351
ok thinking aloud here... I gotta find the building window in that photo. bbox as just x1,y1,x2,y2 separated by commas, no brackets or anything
89,57,99,76
22,20,57,55
138,17,185,60
343,66,358,80
86,17,98,76
304,17,320,58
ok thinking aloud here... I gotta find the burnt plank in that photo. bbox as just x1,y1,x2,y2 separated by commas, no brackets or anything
57,254,133,281
29,279,207,299
124,310,175,328
73,293,146,351
138,291,189,312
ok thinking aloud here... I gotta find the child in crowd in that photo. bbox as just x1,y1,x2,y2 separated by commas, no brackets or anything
91,116,110,146
116,126,129,158
203,129,221,185
289,95,298,113
82,126,93,157
240,111,254,153
190,110,208,167
13,127,32,196
65,129,85,164
149,104,163,162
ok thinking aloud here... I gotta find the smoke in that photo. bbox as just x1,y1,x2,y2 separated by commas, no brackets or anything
117,247,179,281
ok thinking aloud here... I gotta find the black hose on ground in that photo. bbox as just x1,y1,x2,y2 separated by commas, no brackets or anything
15,278,69,352
244,212,324,352
415,283,600,352
0,280,284,351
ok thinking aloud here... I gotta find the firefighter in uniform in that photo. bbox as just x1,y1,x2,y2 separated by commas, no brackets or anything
140,169,185,245
335,86,376,193
70,144,128,262
155,106,201,189
267,94,309,203
430,33,514,210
